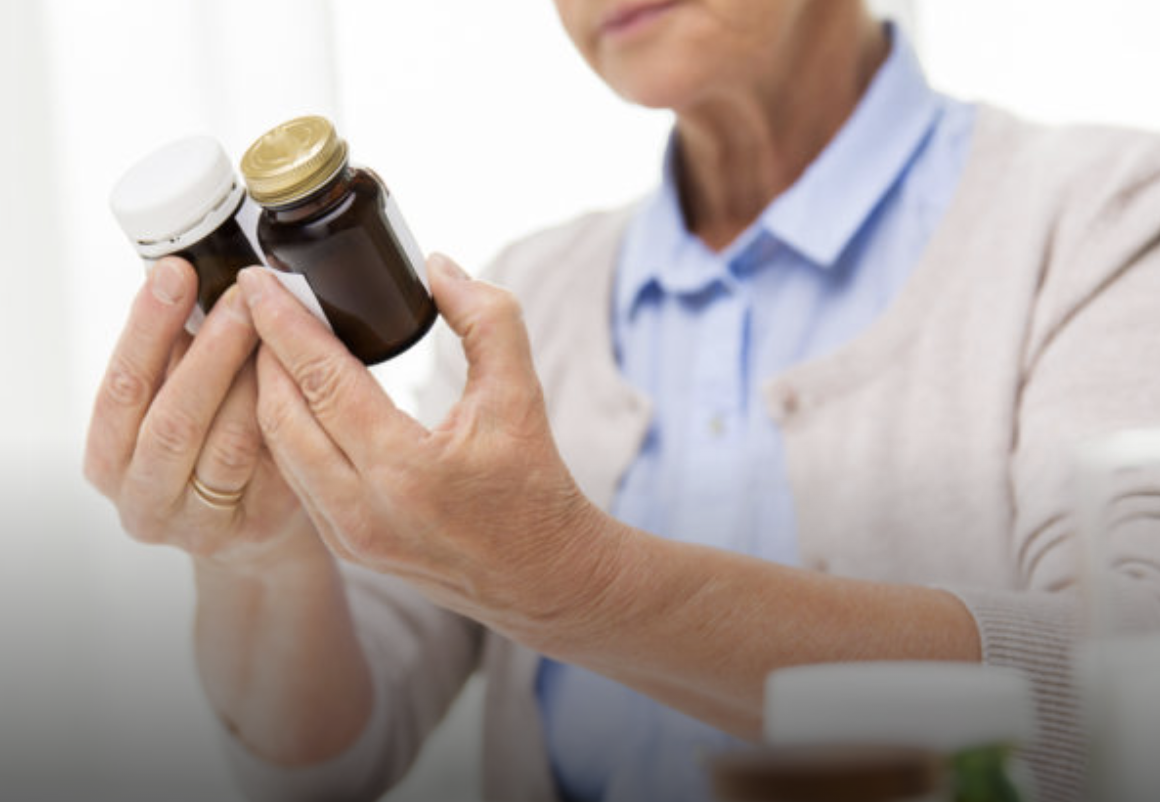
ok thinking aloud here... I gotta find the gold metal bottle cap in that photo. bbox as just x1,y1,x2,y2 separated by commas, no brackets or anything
240,115,349,207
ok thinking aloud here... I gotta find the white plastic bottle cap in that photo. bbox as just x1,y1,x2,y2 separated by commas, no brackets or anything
110,136,244,259
765,662,1036,752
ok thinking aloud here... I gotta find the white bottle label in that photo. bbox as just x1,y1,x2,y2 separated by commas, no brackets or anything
142,258,332,334
262,267,333,331
234,198,332,329
384,194,429,290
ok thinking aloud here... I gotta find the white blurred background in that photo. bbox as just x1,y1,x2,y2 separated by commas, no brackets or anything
4,1,1160,799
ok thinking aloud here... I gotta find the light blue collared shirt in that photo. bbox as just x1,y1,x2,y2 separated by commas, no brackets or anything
537,28,977,802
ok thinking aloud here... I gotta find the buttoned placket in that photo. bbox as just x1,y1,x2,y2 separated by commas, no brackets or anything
666,254,754,549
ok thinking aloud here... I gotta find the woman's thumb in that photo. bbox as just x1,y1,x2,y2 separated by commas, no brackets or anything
426,253,539,411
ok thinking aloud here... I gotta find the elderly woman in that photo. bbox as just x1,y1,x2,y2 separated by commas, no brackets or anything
85,2,1160,801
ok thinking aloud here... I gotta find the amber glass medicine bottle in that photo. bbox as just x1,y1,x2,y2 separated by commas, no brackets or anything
240,115,437,365
110,136,263,331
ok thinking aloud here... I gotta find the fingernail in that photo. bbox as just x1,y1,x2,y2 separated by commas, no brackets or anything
151,259,186,305
218,284,251,325
429,252,469,281
237,267,267,304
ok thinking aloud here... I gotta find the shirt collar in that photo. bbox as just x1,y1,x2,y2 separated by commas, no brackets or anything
761,25,941,266
615,25,942,322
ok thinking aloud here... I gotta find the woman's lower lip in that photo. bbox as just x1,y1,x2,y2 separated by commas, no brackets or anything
601,1,678,42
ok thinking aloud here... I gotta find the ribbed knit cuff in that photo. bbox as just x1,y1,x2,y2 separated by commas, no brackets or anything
942,586,1087,802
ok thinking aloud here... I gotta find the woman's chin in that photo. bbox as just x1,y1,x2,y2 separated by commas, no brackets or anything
602,63,703,111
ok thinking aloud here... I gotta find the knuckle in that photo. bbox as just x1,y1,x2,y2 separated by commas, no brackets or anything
82,453,114,497
481,289,522,322
257,394,293,441
204,420,261,472
118,505,162,544
82,457,117,501
103,357,152,409
295,354,349,415
143,408,202,459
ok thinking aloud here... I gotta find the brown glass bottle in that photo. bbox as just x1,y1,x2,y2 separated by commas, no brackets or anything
709,745,947,802
241,116,437,365
177,195,261,313
257,167,436,364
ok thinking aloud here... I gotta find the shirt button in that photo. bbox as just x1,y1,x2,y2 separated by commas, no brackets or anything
709,414,726,437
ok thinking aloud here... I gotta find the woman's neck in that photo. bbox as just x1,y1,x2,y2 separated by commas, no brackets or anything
675,9,889,252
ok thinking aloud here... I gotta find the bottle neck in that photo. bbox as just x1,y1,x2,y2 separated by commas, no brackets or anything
264,164,354,224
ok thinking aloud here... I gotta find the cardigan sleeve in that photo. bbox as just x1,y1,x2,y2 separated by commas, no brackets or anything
951,144,1160,802
219,312,482,800
217,566,483,802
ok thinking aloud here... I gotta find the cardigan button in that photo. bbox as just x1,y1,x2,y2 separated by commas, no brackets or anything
765,382,803,422
774,386,800,417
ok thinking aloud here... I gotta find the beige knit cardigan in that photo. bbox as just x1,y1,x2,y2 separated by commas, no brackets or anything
226,106,1160,802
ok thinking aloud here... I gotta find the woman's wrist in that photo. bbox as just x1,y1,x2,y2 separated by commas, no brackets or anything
193,513,335,587
517,499,649,659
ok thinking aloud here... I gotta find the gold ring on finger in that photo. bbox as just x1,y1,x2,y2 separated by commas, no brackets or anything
189,473,246,511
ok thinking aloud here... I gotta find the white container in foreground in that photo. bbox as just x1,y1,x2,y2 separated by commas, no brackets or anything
764,661,1036,753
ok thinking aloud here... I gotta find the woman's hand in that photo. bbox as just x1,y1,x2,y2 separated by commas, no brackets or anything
237,252,982,744
238,255,623,647
84,257,321,572
85,257,374,765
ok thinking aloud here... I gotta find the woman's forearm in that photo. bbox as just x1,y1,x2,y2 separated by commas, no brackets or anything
192,523,373,766
237,259,983,744
543,518,982,741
